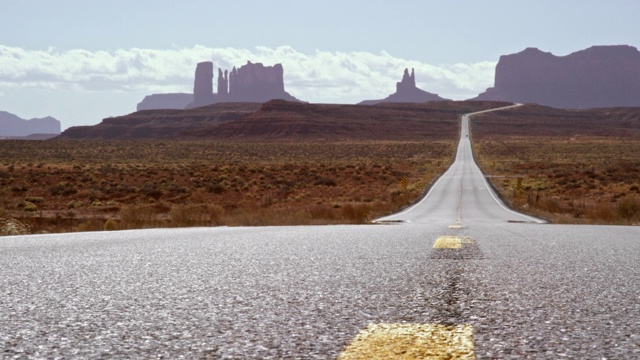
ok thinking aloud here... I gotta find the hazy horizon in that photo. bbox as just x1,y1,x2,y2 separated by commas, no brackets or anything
1,0,638,130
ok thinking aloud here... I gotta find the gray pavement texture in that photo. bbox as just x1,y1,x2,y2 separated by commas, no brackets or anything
2,107,640,358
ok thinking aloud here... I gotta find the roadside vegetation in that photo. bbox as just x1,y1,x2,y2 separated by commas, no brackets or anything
471,104,640,225
0,140,456,234
475,138,640,224
5,102,638,234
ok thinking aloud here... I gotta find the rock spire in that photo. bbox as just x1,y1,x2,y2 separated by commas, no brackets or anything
188,61,214,108
359,68,448,105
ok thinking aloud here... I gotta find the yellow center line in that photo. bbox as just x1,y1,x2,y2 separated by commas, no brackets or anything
433,236,474,249
339,323,475,359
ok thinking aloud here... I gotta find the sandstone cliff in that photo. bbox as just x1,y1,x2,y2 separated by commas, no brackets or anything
137,93,193,111
0,111,61,138
472,45,640,108
146,61,300,110
225,62,297,102
359,68,449,105
186,62,215,108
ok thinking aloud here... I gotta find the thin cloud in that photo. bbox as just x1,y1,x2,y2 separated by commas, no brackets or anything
0,45,496,101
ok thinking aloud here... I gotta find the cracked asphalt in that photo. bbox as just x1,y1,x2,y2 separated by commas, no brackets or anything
2,224,639,358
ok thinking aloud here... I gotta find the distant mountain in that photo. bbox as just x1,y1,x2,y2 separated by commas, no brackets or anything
137,93,193,111
0,111,61,138
57,99,511,140
472,45,640,108
57,103,262,139
359,68,449,105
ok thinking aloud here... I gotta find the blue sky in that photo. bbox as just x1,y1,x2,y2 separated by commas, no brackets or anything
1,0,638,129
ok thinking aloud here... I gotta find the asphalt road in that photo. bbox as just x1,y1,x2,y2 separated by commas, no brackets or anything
376,106,542,226
2,106,640,358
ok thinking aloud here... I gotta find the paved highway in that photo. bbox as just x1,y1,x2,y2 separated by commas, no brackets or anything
2,106,640,358
376,105,542,226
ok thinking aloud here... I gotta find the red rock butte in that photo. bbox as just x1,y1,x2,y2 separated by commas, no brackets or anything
472,45,640,109
185,61,300,109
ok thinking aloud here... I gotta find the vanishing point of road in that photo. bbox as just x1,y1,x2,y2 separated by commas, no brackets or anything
2,106,639,358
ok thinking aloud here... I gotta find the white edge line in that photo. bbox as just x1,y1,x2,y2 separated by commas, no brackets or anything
375,103,545,224
467,105,546,224
374,164,453,222
473,157,546,224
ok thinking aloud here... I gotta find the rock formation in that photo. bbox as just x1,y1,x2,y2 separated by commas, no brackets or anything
358,68,449,105
397,68,416,93
472,45,640,108
186,62,215,108
137,93,193,111
217,69,229,96
225,61,296,102
147,61,301,110
0,111,61,138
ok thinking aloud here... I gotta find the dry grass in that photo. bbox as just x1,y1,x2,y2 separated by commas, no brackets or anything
471,104,640,225
473,137,640,224
0,140,456,234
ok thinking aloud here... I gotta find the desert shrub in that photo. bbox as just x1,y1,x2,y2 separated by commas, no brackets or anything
119,205,159,229
50,182,78,196
313,177,337,187
25,196,44,204
167,183,187,194
207,205,225,224
207,183,226,194
140,183,162,199
152,201,172,214
23,201,38,212
340,203,371,223
103,218,118,231
75,219,105,232
92,200,104,207
538,198,563,213
11,185,28,192
67,201,83,209
0,218,30,236
260,192,274,207
587,205,615,223
170,204,211,227
308,205,336,221
616,196,640,221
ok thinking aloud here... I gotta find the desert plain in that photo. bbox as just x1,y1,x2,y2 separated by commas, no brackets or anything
1,101,639,235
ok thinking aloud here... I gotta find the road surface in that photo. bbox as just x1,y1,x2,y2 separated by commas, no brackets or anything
376,105,543,226
2,106,639,358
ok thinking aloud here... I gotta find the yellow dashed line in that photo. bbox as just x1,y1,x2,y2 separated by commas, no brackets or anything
339,323,475,359
434,236,462,249
433,236,473,249
448,224,465,229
